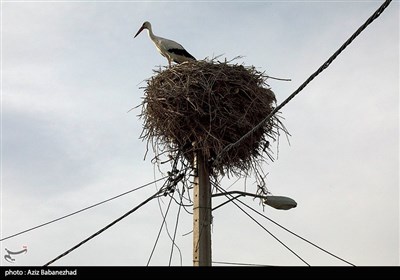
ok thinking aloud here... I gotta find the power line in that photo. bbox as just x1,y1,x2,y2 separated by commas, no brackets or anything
43,189,164,266
234,198,309,266
152,168,188,265
235,198,356,266
0,176,169,242
147,188,175,266
216,186,310,266
213,182,355,266
155,188,178,249
214,0,393,166
43,166,189,266
24,0,392,266
172,187,193,215
169,186,184,266
205,0,396,266
153,165,187,251
212,260,271,266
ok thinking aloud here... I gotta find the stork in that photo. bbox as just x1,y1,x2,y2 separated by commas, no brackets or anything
134,21,196,67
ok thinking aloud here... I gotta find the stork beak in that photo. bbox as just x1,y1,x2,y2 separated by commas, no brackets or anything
134,26,145,38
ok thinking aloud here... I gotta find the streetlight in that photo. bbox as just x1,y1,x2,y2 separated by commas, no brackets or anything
212,192,297,211
263,195,297,210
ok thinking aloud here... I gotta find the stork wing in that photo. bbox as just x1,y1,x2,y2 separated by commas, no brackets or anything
168,48,196,60
157,37,196,60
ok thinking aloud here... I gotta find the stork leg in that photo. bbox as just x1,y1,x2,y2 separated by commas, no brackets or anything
168,58,172,68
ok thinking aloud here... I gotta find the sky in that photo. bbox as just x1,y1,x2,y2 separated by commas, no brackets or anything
1,0,399,267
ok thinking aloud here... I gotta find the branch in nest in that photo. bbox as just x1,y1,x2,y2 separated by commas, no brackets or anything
139,58,289,178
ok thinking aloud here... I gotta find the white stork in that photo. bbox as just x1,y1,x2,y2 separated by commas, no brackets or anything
134,21,196,67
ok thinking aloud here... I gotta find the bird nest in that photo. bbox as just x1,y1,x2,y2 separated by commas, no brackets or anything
139,59,285,177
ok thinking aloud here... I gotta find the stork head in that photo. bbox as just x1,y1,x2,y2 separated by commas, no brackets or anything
134,21,151,38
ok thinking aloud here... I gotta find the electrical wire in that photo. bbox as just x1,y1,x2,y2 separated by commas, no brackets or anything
146,190,175,266
43,189,164,266
235,198,356,266
206,1,396,266
25,0,393,266
214,182,355,266
153,163,182,248
155,185,175,249
168,187,184,266
213,0,393,166
215,185,310,266
212,260,271,266
232,196,309,266
165,191,193,210
153,169,187,264
0,176,168,242
172,187,193,215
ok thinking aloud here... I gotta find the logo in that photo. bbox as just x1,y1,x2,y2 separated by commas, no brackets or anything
4,246,28,263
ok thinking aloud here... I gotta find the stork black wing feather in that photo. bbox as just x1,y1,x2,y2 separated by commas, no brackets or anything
168,48,196,61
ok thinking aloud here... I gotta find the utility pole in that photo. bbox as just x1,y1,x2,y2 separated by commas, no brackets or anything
192,151,212,266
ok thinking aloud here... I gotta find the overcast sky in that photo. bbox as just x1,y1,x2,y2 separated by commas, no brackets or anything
1,0,399,266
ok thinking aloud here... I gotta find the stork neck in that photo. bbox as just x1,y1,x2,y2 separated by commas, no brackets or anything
146,26,156,41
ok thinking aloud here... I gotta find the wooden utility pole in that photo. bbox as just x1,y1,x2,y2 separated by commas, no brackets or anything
193,151,212,266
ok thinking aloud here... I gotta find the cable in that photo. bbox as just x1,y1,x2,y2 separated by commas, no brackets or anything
235,198,356,266
213,183,355,266
166,191,193,210
153,169,187,264
172,187,193,215
155,186,176,249
147,189,175,266
153,163,180,248
235,199,309,266
168,187,184,266
234,200,309,266
216,185,310,266
205,1,393,266
43,189,164,267
32,0,394,265
212,260,271,266
211,177,243,211
214,0,393,166
0,176,169,242
155,192,184,264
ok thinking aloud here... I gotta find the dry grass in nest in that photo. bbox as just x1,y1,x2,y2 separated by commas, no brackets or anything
139,59,284,176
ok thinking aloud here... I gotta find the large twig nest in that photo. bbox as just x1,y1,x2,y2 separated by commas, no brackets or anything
139,59,283,176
